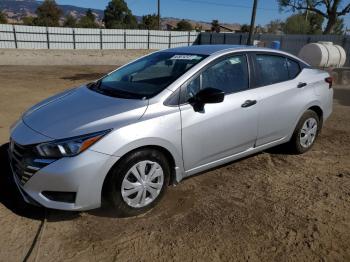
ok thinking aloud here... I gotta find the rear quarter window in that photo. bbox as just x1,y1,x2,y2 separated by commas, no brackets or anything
287,58,301,79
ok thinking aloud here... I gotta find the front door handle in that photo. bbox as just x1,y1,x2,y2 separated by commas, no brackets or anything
297,82,307,88
241,100,257,108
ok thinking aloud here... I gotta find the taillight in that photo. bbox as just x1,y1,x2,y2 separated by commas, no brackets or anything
325,77,333,88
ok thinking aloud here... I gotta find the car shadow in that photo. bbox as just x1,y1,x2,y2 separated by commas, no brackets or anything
87,207,129,218
264,144,293,155
334,88,350,107
0,143,80,222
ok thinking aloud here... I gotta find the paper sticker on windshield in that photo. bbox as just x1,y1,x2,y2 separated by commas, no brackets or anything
229,57,242,64
170,55,201,60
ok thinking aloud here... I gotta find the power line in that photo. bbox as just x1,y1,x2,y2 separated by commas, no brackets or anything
174,0,278,11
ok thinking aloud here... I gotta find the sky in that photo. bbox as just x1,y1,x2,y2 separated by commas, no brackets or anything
55,0,350,27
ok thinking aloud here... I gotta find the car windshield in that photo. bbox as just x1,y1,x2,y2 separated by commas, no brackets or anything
89,52,207,99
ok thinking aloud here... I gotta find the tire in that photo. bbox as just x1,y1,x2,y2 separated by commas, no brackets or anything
104,149,170,217
289,110,320,154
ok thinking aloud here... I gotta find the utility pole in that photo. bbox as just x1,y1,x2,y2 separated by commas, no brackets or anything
158,0,161,30
247,0,258,45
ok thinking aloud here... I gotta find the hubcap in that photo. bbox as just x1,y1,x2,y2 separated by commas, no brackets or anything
300,117,318,148
121,160,164,208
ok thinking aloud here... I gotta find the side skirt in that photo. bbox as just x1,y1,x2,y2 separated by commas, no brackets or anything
183,136,289,178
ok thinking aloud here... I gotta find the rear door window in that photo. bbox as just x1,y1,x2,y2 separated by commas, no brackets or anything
254,54,289,86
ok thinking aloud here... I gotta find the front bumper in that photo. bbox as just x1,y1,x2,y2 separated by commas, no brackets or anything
10,147,119,211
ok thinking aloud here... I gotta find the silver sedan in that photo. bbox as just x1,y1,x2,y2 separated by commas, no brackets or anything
9,45,333,216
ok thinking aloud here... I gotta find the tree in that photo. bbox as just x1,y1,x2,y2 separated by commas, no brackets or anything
307,12,324,34
139,14,158,30
194,23,203,32
63,14,77,28
78,9,99,28
176,19,193,31
103,0,137,29
255,24,266,34
332,18,345,35
0,10,7,24
23,16,36,26
240,24,250,33
34,0,62,27
282,12,324,34
266,19,284,34
283,13,310,34
211,20,220,33
278,0,350,34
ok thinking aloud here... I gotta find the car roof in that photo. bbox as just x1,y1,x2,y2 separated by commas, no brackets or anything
160,45,247,55
159,44,308,66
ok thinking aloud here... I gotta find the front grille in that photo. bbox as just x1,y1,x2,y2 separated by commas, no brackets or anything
9,139,53,185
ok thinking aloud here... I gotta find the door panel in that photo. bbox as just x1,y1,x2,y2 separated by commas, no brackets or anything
180,53,259,172
254,80,303,146
180,90,258,171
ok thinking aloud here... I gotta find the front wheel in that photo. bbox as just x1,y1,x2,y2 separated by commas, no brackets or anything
104,149,170,217
289,110,320,154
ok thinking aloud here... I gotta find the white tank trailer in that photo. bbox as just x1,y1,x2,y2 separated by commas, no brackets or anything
298,41,346,68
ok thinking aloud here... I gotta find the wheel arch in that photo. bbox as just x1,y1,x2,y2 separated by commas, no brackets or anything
288,101,324,141
101,142,183,202
308,105,323,128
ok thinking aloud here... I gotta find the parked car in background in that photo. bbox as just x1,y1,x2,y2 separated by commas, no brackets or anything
9,45,333,216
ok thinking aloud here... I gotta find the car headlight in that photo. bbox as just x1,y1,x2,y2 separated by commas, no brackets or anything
36,130,110,158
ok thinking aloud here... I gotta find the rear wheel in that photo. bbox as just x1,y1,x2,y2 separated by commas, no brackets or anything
289,110,320,154
105,149,170,217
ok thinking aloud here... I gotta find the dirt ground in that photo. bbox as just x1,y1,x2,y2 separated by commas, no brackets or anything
0,50,153,66
0,66,349,262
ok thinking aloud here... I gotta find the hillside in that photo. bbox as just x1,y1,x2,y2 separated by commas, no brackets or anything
0,0,241,31
0,0,105,24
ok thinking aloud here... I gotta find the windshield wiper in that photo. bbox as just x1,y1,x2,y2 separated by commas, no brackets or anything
88,80,146,99
101,87,145,99
95,79,103,89
87,79,102,91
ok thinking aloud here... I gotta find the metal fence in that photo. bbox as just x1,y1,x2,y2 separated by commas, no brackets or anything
198,32,350,66
0,24,199,50
0,24,349,66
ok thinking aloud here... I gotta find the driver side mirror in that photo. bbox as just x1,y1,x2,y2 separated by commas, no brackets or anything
188,87,225,112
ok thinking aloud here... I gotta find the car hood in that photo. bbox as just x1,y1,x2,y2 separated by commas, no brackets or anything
22,86,148,139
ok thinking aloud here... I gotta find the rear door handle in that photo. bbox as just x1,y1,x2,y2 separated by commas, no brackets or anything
241,100,257,108
297,82,307,88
